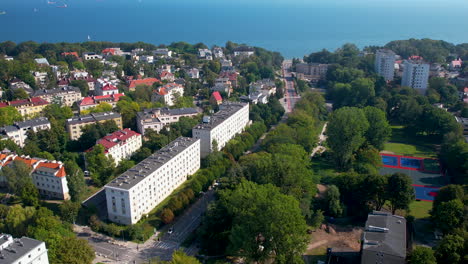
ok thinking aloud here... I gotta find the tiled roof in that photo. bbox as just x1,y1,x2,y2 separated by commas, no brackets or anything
154,83,182,96
219,71,238,81
212,91,222,101
102,48,116,55
0,153,66,178
0,97,49,108
96,129,140,152
79,93,124,106
101,84,118,91
61,52,79,58
129,78,160,89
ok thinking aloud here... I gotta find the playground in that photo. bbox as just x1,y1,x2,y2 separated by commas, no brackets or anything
380,154,446,202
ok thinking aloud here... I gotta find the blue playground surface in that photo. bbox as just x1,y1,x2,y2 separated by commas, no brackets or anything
382,156,398,166
414,185,439,201
400,157,422,169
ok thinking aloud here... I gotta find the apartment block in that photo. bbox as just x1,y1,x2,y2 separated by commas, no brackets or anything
295,63,329,82
0,117,51,147
66,112,123,140
192,102,250,157
33,86,82,107
0,234,49,264
0,97,49,118
136,107,199,135
0,153,70,200
401,60,430,94
152,83,184,106
105,137,200,225
94,129,142,165
78,93,125,113
375,49,396,81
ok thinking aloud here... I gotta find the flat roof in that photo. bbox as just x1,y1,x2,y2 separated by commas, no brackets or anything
192,102,248,131
33,86,80,96
105,137,199,190
66,112,121,126
0,235,44,263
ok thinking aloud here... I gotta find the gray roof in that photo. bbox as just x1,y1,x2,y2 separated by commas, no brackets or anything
193,102,248,131
33,86,80,97
105,137,199,190
66,112,121,126
0,234,45,263
362,211,406,259
14,117,50,129
137,107,198,121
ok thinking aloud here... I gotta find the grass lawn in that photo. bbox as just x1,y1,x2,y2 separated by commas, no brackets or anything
304,246,327,264
383,126,438,158
409,200,433,219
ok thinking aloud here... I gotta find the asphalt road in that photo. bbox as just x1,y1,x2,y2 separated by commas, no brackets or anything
281,60,301,112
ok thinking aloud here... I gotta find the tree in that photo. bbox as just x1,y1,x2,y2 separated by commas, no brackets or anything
85,145,116,186
65,161,87,202
430,199,464,234
359,174,388,211
363,106,391,150
116,98,140,129
1,160,32,195
20,181,39,207
386,173,414,214
325,185,343,217
327,107,369,169
434,234,465,264
59,201,81,223
160,208,175,224
54,237,95,264
81,102,113,115
0,106,22,126
70,79,90,96
222,180,308,264
84,59,103,77
43,104,73,122
409,246,436,264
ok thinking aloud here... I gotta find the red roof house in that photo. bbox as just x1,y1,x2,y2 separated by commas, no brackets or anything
128,77,160,90
61,52,79,59
210,91,223,105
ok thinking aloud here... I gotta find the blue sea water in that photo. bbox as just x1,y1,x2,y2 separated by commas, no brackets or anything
0,0,467,58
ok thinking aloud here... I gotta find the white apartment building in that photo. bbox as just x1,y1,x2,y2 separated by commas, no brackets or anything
152,83,184,106
95,129,142,165
154,48,172,57
0,117,51,147
192,102,250,157
0,234,49,264
401,60,430,94
136,107,199,135
375,49,396,81
83,52,102,60
0,153,70,200
105,137,200,225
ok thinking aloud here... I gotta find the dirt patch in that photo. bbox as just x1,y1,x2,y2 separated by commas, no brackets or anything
307,224,363,253
380,150,396,154
316,184,328,198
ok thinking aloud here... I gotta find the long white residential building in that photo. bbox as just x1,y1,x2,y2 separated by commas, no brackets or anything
136,107,199,135
94,129,142,165
0,117,51,147
402,60,430,94
0,234,49,264
192,102,250,158
375,49,396,81
105,137,200,225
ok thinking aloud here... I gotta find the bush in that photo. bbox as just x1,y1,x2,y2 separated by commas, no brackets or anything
160,208,175,224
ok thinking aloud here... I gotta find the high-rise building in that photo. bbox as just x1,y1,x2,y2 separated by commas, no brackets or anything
0,234,49,264
375,49,396,81
401,60,430,93
104,137,200,225
192,102,250,158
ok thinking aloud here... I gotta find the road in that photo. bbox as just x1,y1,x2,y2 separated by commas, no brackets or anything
281,60,301,113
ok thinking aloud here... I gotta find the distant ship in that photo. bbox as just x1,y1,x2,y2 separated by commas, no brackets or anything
0,11,6,15
47,1,57,4
56,4,67,8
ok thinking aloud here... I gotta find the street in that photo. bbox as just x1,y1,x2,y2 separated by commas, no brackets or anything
281,60,301,113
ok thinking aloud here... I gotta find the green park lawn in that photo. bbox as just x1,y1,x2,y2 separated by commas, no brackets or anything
383,126,438,158
409,200,433,219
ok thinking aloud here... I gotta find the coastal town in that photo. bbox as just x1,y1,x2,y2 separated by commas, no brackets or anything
0,39,466,264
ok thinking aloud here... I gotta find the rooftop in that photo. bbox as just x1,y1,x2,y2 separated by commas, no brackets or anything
137,107,198,123
33,86,81,97
362,211,406,259
0,234,45,263
193,102,248,131
105,137,199,190
96,129,141,151
66,112,121,125
0,97,49,108
129,78,160,89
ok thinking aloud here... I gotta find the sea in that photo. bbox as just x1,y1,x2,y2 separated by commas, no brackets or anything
1,0,468,58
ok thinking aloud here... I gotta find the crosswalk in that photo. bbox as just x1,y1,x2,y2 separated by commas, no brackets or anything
153,241,178,250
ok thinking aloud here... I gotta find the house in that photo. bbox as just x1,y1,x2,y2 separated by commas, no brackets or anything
102,48,123,57
450,58,463,70
154,48,172,57
152,83,184,106
0,152,70,200
233,46,255,57
34,58,49,66
4,55,13,61
455,116,468,135
57,76,96,91
139,55,154,64
250,79,277,96
198,49,213,60
219,71,239,87
78,93,125,113
220,59,233,71
211,78,233,96
160,71,175,82
0,117,51,147
95,83,119,96
33,72,48,87
0,234,49,264
361,211,407,264
186,68,200,79
136,107,199,134
295,63,329,82
0,97,49,118
240,92,268,105
128,77,160,91
61,52,79,59
9,79,34,95
160,64,173,73
210,91,223,105
66,112,123,140
83,52,102,60
33,86,82,106
93,129,142,165
213,47,224,58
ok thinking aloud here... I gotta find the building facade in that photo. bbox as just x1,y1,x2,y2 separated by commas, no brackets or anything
192,102,250,157
104,137,200,225
401,60,430,94
94,129,142,165
152,83,184,106
136,107,199,135
0,117,51,147
0,153,70,200
33,86,82,107
78,93,125,113
295,63,329,82
66,112,123,140
0,234,49,264
0,97,49,118
375,49,396,81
